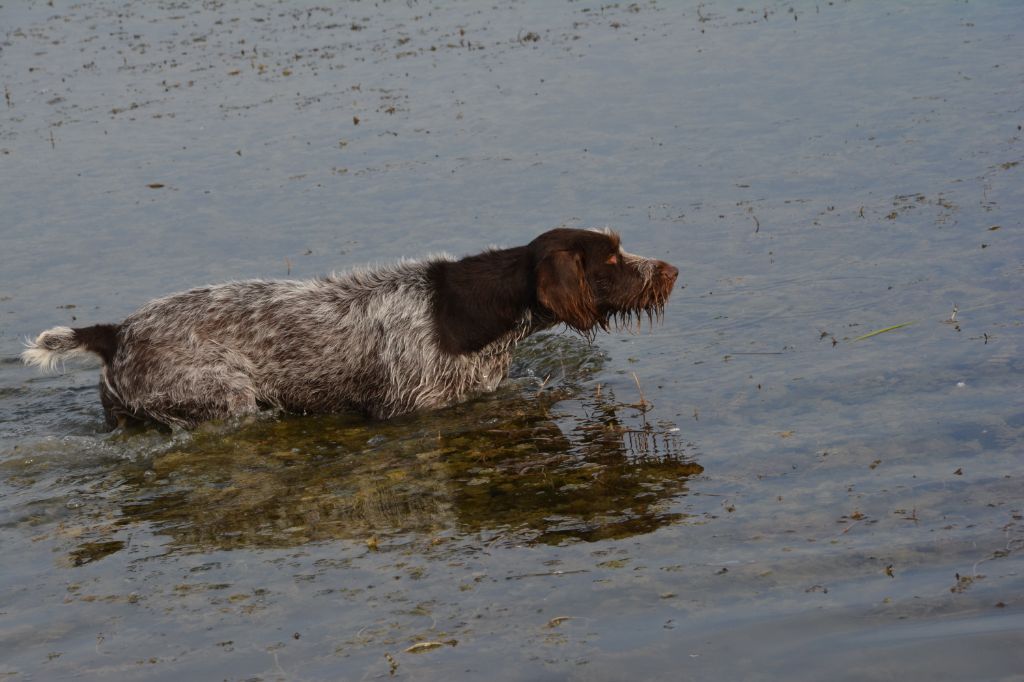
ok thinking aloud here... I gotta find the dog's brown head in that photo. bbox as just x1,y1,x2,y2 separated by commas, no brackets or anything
429,228,678,355
530,228,678,335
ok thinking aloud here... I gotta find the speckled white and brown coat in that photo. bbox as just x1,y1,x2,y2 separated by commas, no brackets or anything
24,228,678,429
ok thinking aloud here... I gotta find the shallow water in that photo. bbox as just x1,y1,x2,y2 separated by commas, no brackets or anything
2,0,1023,679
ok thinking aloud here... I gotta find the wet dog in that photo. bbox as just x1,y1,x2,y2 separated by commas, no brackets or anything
23,228,678,428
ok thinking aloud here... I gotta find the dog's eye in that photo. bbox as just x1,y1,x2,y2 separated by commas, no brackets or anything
605,254,618,265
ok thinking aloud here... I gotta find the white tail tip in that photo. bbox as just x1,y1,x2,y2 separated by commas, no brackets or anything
21,326,81,373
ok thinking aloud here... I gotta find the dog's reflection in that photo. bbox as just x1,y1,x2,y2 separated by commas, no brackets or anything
106,386,702,552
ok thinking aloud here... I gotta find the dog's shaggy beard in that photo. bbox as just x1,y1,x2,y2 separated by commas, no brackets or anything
593,265,675,337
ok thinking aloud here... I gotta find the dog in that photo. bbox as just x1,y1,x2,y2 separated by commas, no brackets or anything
23,228,678,429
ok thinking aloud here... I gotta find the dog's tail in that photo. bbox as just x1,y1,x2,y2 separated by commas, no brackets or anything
22,324,120,372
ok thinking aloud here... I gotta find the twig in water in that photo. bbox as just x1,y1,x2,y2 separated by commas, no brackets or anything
853,322,914,342
839,519,862,535
632,372,648,409
546,616,574,628
535,373,551,397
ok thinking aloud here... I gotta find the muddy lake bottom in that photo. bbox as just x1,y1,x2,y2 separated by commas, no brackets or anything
1,1,1022,679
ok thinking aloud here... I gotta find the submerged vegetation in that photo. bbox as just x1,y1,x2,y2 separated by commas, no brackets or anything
12,334,702,560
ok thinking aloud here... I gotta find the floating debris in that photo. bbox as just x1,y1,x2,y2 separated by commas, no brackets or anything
404,640,456,654
853,322,914,342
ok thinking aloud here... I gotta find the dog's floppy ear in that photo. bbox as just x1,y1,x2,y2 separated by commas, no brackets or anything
535,249,599,333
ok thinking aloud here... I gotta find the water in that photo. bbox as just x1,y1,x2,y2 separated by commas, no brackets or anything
2,1,1022,679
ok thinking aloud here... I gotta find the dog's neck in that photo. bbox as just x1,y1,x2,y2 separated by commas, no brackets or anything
427,245,544,355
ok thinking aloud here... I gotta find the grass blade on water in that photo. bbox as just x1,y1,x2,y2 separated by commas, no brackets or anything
853,322,914,342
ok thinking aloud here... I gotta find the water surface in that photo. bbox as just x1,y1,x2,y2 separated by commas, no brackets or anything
1,1,1022,679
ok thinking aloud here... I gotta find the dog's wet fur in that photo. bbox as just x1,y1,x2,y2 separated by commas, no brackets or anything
23,228,678,429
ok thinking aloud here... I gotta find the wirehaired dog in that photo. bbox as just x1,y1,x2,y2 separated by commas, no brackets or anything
23,228,678,429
